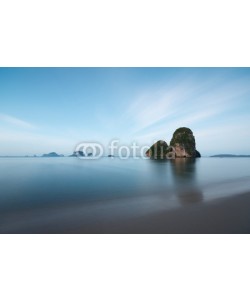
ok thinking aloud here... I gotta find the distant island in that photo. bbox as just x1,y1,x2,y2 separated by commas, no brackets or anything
69,151,85,157
211,154,250,158
42,152,64,157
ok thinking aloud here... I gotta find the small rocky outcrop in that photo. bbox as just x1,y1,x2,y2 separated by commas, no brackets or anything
195,150,201,158
69,151,85,157
145,140,169,159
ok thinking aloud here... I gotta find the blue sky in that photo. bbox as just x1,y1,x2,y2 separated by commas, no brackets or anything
0,68,250,156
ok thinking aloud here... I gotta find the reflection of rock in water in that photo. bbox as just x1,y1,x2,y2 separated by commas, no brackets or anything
170,158,203,205
149,158,169,178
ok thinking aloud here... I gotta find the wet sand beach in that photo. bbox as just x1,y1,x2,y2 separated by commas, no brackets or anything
1,191,250,234
105,192,250,234
71,192,250,234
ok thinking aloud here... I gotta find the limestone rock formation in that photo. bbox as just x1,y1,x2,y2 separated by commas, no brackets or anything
170,127,199,158
145,127,201,159
145,140,169,159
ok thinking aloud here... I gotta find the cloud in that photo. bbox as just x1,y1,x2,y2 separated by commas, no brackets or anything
0,113,35,129
125,73,250,137
124,79,195,134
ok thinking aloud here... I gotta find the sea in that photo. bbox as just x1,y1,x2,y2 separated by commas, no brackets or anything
0,157,250,233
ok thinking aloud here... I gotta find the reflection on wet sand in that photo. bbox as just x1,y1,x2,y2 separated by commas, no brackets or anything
170,158,203,205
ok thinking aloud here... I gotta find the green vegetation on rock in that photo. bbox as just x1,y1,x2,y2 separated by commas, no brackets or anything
170,127,196,157
145,140,169,159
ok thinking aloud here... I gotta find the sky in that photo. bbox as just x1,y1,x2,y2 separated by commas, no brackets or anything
0,67,250,156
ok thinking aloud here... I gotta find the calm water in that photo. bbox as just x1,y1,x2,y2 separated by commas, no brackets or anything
0,157,250,233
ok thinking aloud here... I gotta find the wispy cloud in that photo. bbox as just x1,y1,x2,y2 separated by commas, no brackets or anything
124,79,195,134
0,113,35,129
124,75,250,136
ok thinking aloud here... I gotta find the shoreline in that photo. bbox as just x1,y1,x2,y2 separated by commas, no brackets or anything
69,191,250,234
1,191,250,234
117,191,250,234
